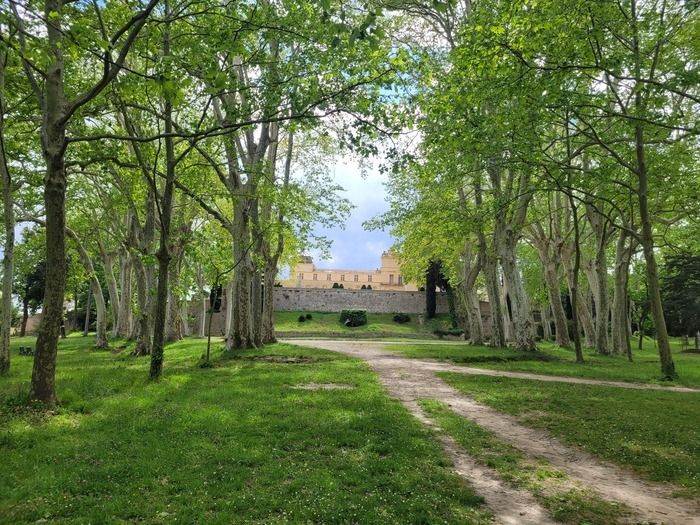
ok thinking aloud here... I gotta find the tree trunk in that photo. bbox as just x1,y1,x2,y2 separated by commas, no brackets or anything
593,239,610,355
102,251,120,338
228,213,255,349
251,269,263,347
0,53,14,374
29,0,68,405
83,285,92,336
499,236,536,351
542,261,569,346
116,250,132,338
149,18,176,379
541,304,552,340
132,256,152,355
261,264,277,344
482,254,505,347
636,134,675,378
20,300,29,337
612,231,633,356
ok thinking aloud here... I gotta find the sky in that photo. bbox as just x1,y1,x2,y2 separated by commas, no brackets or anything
307,158,394,272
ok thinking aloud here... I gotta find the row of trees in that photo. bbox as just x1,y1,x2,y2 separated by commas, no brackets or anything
380,0,700,378
0,0,398,405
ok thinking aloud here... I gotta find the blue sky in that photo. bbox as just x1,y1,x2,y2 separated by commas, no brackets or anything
309,158,394,271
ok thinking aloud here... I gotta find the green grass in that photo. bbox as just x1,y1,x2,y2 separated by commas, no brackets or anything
438,373,700,499
420,400,630,525
383,338,700,388
274,311,453,336
0,336,490,524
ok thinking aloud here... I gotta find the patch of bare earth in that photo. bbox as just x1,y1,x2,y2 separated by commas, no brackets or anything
288,340,700,525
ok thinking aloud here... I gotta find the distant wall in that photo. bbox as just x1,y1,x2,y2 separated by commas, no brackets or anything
273,287,448,314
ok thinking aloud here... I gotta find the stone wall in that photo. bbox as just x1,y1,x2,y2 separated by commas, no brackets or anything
273,287,450,314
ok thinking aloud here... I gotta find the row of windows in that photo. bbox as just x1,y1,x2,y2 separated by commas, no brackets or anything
297,273,402,284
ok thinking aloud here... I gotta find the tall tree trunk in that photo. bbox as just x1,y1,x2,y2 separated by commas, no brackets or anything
165,251,184,342
83,285,92,337
149,10,175,379
0,52,13,373
630,0,675,378
261,264,277,344
542,261,569,346
20,300,29,337
101,250,120,338
132,255,152,355
251,269,263,347
541,304,552,340
499,235,535,351
116,250,132,338
228,214,255,349
612,231,632,356
636,134,675,377
29,0,67,405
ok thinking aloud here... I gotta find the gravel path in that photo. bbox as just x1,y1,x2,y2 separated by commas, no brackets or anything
286,339,700,525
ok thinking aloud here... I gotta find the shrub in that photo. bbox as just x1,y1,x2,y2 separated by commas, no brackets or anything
298,315,306,323
338,283,344,289
332,283,340,289
393,313,411,324
339,309,367,327
433,328,464,339
305,313,312,320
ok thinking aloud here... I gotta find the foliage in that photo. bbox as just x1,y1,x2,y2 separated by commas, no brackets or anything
392,313,411,324
662,254,700,337
339,309,368,327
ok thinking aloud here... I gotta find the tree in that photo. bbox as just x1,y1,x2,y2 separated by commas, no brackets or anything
10,0,159,404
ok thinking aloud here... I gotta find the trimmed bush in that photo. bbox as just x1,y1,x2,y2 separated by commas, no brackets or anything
332,283,340,289
393,313,411,324
298,315,306,323
305,313,312,320
339,309,368,327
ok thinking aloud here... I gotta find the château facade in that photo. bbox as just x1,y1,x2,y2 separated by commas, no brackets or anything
283,251,418,291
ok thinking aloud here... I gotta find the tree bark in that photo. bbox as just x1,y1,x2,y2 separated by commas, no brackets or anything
0,52,14,373
612,231,633,356
101,249,120,338
261,263,277,344
20,299,29,337
31,3,67,403
149,10,175,379
116,249,132,338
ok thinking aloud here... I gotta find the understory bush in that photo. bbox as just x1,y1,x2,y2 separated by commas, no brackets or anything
393,313,411,324
298,315,306,323
433,328,464,339
339,309,368,327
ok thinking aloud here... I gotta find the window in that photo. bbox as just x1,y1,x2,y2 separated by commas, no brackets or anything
341,274,345,281
298,273,303,280
354,275,359,282
398,275,403,285
327,274,331,281
389,274,394,284
313,274,318,281
368,275,372,282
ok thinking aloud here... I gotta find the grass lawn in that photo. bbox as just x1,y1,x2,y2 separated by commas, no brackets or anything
383,338,700,388
438,372,700,499
0,336,490,525
274,311,453,336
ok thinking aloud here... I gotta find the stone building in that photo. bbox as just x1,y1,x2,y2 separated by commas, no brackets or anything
282,251,419,291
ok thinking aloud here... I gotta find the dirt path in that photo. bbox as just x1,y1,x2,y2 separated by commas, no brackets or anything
289,339,700,393
287,339,700,525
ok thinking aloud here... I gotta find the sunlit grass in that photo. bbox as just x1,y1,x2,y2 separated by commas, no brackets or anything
0,336,490,524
